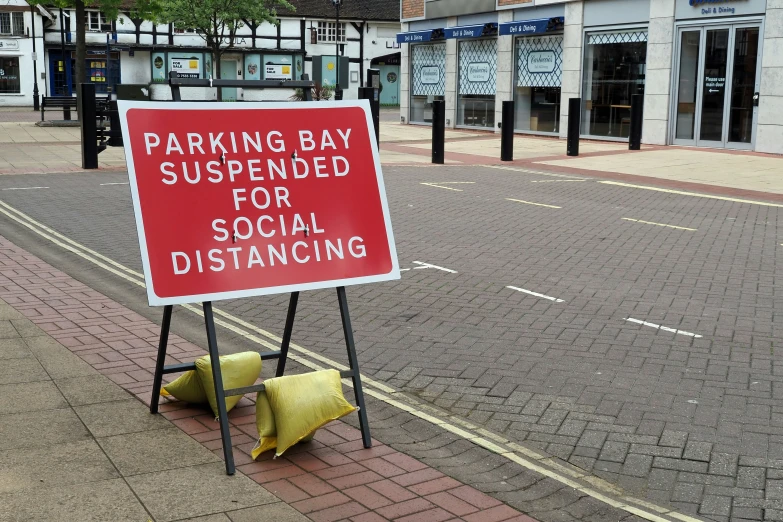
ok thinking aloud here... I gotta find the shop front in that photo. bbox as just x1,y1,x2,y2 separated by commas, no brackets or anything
450,23,498,129
500,16,564,135
48,49,121,96
410,43,445,122
581,29,648,139
670,0,766,149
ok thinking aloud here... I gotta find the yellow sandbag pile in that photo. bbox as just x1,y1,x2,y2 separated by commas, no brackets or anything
252,369,355,458
161,352,262,417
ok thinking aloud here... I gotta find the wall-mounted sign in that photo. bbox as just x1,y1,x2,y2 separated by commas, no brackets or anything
0,40,19,50
466,62,490,82
265,63,292,80
396,30,433,44
420,65,440,84
527,51,556,73
499,18,551,36
677,0,766,19
445,24,495,39
170,57,200,78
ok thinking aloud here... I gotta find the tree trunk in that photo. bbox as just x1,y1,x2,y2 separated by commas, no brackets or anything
74,0,86,88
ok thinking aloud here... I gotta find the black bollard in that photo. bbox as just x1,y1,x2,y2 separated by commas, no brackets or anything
567,97,581,157
432,100,445,164
501,100,514,161
80,83,98,169
358,86,380,147
629,94,643,150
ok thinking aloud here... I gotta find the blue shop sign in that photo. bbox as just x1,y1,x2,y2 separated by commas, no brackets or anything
499,17,564,36
444,24,496,39
396,30,435,44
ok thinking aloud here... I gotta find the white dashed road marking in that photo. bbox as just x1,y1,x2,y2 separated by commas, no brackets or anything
507,286,565,303
624,318,703,338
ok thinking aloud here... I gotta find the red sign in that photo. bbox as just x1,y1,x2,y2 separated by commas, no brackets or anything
118,101,399,306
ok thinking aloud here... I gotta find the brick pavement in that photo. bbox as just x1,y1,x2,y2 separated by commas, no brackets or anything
2,166,779,521
0,234,540,522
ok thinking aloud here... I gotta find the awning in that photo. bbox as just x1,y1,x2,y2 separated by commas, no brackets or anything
499,17,564,36
444,23,497,39
396,30,439,44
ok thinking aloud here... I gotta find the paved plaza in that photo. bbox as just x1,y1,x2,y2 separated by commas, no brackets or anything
0,120,782,521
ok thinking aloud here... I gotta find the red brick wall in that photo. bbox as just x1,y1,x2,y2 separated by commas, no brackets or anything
401,0,424,20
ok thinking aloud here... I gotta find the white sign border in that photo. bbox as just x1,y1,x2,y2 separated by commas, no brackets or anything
117,99,400,307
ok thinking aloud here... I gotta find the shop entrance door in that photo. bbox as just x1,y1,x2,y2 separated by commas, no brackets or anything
672,24,761,149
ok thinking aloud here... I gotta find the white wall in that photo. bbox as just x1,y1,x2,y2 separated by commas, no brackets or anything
120,50,150,84
756,0,783,154
0,6,47,106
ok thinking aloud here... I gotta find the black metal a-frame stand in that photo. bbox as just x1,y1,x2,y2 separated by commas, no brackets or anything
148,74,371,475
150,289,371,475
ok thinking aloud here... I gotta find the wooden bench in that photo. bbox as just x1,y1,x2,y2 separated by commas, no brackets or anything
41,96,77,121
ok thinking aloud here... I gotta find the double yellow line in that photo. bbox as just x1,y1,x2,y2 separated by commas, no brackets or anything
0,198,702,522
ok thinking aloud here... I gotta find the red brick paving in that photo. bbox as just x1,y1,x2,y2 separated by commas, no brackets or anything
0,234,537,522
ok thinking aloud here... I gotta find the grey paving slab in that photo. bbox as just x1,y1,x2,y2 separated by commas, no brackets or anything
0,303,26,320
23,334,96,379
126,462,278,522
177,515,232,522
0,478,149,522
0,321,19,339
98,426,220,476
227,503,311,522
75,397,171,437
0,356,49,384
56,374,132,406
0,380,68,415
0,439,118,494
0,337,31,360
10,317,45,338
0,407,91,451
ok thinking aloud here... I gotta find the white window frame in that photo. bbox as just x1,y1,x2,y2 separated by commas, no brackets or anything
316,21,346,43
173,26,197,34
0,13,25,36
87,11,112,32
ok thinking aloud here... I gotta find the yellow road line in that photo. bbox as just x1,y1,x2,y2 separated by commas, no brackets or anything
506,198,561,209
420,182,465,191
621,217,697,231
600,181,783,208
0,199,703,522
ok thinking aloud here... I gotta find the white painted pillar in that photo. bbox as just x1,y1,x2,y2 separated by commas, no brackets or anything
400,22,410,125
642,0,676,145
445,16,458,128
756,2,783,154
495,10,515,133
559,1,584,139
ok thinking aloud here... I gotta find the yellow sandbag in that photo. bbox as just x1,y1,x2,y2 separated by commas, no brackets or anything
160,370,206,404
195,352,262,418
251,390,316,460
265,369,355,457
252,391,277,459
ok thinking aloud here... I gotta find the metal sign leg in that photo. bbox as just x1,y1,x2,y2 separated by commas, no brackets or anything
150,304,173,414
203,301,235,475
336,286,372,448
276,291,299,377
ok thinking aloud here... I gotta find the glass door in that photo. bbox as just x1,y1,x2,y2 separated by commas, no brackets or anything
727,26,760,148
672,24,761,149
698,27,730,147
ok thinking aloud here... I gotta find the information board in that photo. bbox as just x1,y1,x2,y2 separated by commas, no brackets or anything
118,101,399,306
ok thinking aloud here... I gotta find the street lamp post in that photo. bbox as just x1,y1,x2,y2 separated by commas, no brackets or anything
30,5,40,110
332,0,342,100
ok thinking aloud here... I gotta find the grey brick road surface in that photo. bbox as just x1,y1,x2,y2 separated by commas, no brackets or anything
0,165,781,521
